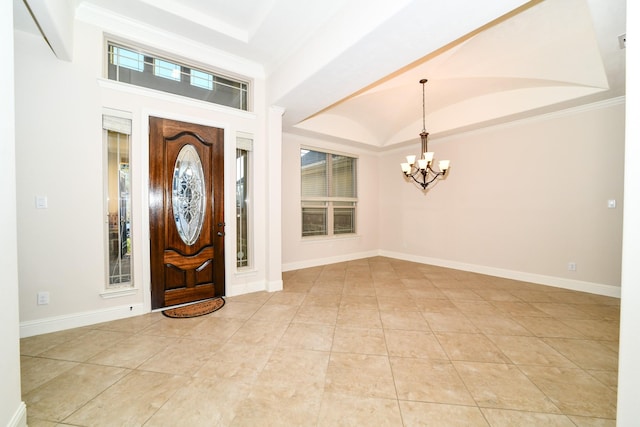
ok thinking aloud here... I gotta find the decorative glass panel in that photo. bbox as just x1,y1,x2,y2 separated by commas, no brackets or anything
106,130,132,285
236,148,249,267
172,144,206,245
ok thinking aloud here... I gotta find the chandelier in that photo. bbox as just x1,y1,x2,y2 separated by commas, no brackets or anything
400,79,450,190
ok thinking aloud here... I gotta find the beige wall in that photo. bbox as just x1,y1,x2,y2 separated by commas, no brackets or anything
282,134,380,269
378,99,625,293
14,22,276,334
283,99,624,295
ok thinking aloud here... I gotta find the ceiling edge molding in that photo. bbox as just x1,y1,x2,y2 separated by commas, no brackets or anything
430,95,626,144
76,2,265,78
294,95,626,157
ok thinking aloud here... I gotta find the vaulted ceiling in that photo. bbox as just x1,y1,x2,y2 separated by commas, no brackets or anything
14,0,626,150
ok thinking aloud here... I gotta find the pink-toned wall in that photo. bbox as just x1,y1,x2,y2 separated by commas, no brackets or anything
284,99,625,296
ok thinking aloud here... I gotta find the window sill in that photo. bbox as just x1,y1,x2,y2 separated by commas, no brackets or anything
100,287,139,299
235,268,258,277
97,78,256,119
301,234,360,243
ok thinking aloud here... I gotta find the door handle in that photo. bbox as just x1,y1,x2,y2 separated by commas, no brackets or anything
218,222,225,227
217,231,225,237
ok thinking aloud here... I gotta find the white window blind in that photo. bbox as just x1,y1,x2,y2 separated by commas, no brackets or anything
102,114,132,135
300,148,357,237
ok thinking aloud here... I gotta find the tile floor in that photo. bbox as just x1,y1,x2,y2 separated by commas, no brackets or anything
21,257,620,426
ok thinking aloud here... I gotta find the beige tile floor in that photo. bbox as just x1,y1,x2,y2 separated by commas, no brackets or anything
21,257,620,426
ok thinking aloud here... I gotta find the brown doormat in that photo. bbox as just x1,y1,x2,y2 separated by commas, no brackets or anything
162,297,225,318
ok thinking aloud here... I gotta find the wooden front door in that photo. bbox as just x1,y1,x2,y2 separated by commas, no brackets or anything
149,117,225,309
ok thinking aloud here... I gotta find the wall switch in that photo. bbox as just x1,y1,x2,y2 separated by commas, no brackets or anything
568,262,577,272
37,291,50,305
607,199,616,209
35,196,48,209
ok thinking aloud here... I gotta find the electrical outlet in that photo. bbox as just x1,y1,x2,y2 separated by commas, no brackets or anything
37,291,50,305
618,33,626,49
568,262,577,272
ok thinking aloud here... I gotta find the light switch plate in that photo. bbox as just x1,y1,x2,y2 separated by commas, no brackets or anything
37,291,50,305
35,196,48,209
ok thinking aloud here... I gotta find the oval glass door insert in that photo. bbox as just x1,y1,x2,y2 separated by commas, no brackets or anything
172,144,206,245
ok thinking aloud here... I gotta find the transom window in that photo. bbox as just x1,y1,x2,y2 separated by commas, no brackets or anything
107,42,249,111
301,148,357,237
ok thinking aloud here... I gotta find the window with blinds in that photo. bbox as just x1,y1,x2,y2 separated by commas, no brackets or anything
300,148,357,237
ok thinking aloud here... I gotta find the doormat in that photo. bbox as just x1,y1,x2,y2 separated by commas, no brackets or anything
162,297,225,318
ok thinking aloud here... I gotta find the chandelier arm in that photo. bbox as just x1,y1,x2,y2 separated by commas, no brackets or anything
422,171,444,187
406,171,428,188
403,166,445,190
427,165,446,175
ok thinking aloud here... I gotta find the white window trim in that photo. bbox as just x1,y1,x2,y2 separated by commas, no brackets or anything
236,133,254,271
102,108,134,291
300,145,358,239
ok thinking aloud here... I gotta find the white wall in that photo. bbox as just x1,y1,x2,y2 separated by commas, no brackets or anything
281,134,380,270
1,1,27,425
616,1,639,421
378,100,624,295
14,20,277,336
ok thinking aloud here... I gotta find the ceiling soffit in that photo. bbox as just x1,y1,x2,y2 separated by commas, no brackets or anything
294,0,623,149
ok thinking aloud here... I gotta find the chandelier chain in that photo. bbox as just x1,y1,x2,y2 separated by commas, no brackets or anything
400,78,451,191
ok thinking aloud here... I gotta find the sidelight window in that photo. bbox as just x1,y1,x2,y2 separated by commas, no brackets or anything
103,112,133,288
236,136,253,268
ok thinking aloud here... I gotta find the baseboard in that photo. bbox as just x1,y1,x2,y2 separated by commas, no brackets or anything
267,279,283,292
380,250,621,298
226,279,270,297
282,250,379,272
6,401,27,427
20,252,619,338
19,303,146,338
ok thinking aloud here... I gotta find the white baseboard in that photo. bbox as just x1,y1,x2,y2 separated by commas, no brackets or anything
267,279,283,292
20,252,620,338
380,250,621,298
6,401,26,427
19,303,146,338
282,250,379,272
226,279,269,297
